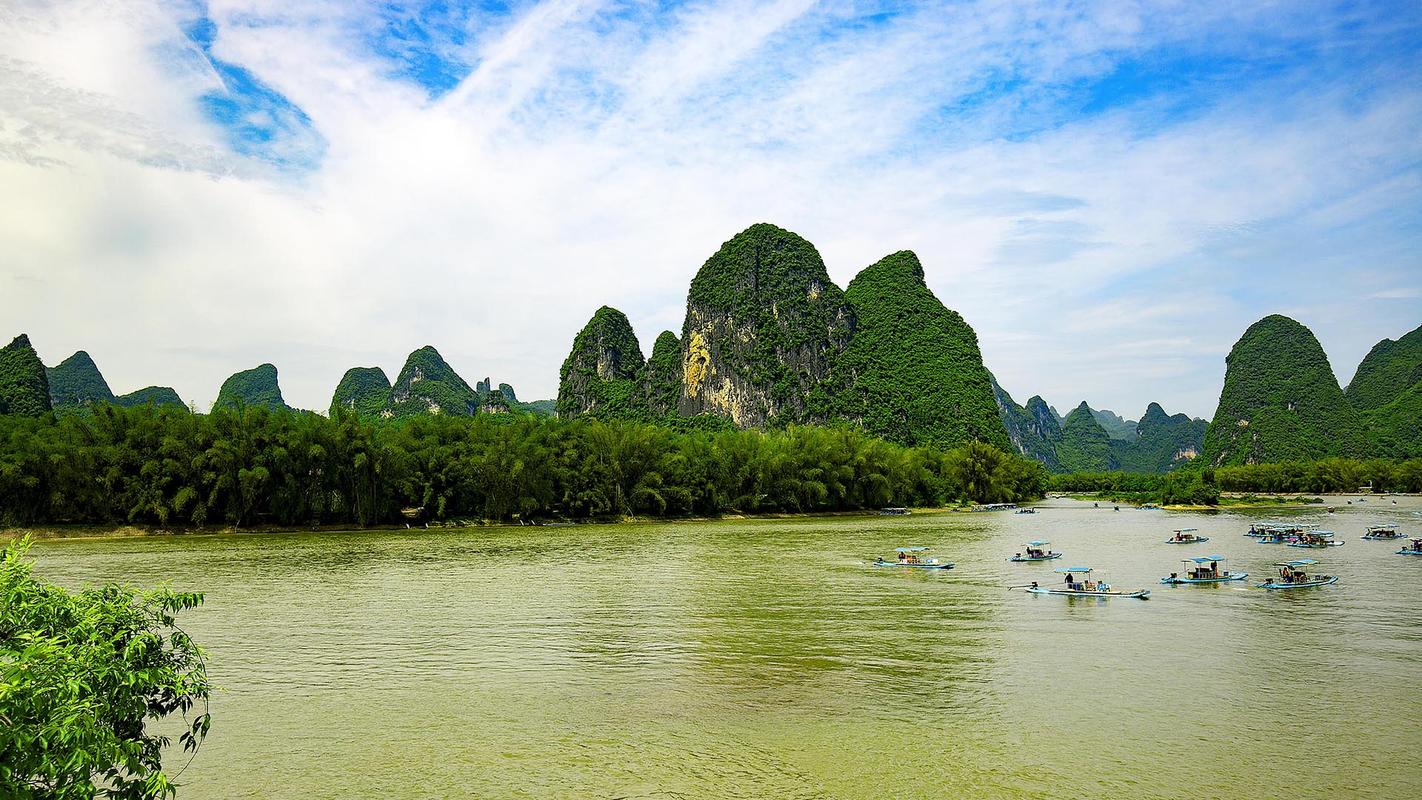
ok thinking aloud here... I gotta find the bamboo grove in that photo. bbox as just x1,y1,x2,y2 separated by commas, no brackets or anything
0,404,1049,528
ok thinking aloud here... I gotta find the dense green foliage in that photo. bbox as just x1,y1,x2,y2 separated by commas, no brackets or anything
1089,408,1137,440
832,251,1012,451
557,306,648,420
387,346,480,418
1362,381,1422,459
213,363,289,412
115,387,185,410
1054,402,1118,472
46,351,115,412
0,404,1045,528
1345,324,1422,411
1055,457,1422,503
682,223,852,425
329,367,392,418
1,539,211,799
644,331,682,419
0,335,52,416
1202,315,1364,465
1111,403,1208,473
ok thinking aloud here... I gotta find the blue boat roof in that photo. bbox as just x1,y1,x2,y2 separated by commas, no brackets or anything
1173,528,1198,533
1308,530,1335,535
1054,566,1092,573
895,546,929,552
1277,559,1318,567
1025,540,1049,546
1187,555,1225,563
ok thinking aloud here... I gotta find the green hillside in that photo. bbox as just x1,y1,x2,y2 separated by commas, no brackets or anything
0,335,53,416
1345,324,1422,411
214,363,290,411
115,386,186,409
330,367,393,418
387,346,480,418
46,350,114,411
1056,402,1119,472
557,306,647,420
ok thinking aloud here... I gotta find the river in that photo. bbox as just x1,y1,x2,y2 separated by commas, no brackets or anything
29,497,1422,798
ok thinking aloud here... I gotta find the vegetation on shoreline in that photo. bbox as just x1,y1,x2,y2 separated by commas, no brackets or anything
0,404,1047,529
1052,457,1422,506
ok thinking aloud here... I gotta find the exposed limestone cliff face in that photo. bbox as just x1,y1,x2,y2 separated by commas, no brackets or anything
330,367,392,418
557,306,647,419
387,346,479,418
678,223,852,426
989,377,1060,469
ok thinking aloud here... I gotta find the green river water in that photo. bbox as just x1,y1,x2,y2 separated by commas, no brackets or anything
30,497,1422,798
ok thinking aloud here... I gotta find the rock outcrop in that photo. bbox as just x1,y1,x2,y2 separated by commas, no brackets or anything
387,346,480,418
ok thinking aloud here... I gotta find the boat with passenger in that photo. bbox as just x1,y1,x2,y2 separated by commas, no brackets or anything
1025,566,1150,599
1255,527,1301,545
1397,538,1422,556
1160,555,1248,585
1256,559,1338,590
1246,522,1301,539
1009,541,1062,562
1361,525,1403,540
1015,507,1038,514
1165,528,1209,544
873,546,955,570
1287,530,1344,548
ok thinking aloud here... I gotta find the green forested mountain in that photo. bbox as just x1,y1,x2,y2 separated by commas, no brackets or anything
214,363,290,411
1362,381,1422,459
1055,401,1119,472
1202,315,1365,466
0,335,53,416
46,350,115,411
680,223,853,426
386,346,480,418
330,367,392,418
644,331,682,419
831,251,1011,450
557,306,647,420
989,378,1060,469
1112,402,1207,472
1090,408,1138,440
115,386,186,409
1345,324,1422,411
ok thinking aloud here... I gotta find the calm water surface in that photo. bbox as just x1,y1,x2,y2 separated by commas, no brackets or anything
31,498,1422,798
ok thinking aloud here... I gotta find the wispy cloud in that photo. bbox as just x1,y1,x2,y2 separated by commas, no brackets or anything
1,0,1419,416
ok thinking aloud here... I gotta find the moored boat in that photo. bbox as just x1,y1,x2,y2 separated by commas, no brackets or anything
1361,525,1403,540
1397,538,1422,556
874,546,954,570
1165,527,1209,544
1287,530,1344,548
1025,566,1150,599
1256,559,1338,590
1009,540,1062,562
1160,555,1248,585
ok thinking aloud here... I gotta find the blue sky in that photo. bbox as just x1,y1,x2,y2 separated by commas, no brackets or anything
1,0,1419,417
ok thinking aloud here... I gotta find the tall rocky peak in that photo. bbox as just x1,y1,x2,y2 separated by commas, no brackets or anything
330,367,392,418
0,334,53,415
388,346,479,418
989,376,1060,469
498,383,517,403
1117,401,1207,472
1346,323,1422,411
1055,401,1118,472
644,330,682,419
557,306,647,419
1202,314,1364,466
116,386,186,409
679,223,852,427
832,250,1011,449
47,350,115,410
215,363,290,411
1025,396,1061,441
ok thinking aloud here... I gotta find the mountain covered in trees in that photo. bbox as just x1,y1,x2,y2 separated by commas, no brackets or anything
335,347,540,419
1201,315,1365,466
1348,323,1422,459
1090,408,1138,440
115,386,185,409
0,335,51,416
557,224,1008,450
215,363,291,411
46,351,114,411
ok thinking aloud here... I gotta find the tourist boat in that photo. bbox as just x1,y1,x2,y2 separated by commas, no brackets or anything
1256,559,1338,590
1160,555,1248,585
1287,530,1344,548
1361,525,1404,540
1025,567,1150,599
1009,540,1062,562
1255,527,1300,544
879,507,910,516
873,546,954,569
1397,538,1422,556
1165,528,1209,544
1015,507,1038,514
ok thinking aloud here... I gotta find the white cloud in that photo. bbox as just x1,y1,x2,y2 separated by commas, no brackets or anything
0,0,1418,418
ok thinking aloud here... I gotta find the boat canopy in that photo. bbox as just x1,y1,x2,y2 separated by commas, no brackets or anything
1025,540,1050,546
1276,559,1319,567
1173,528,1198,533
1187,555,1225,563
895,546,929,552
1054,566,1092,573
1309,530,1336,536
